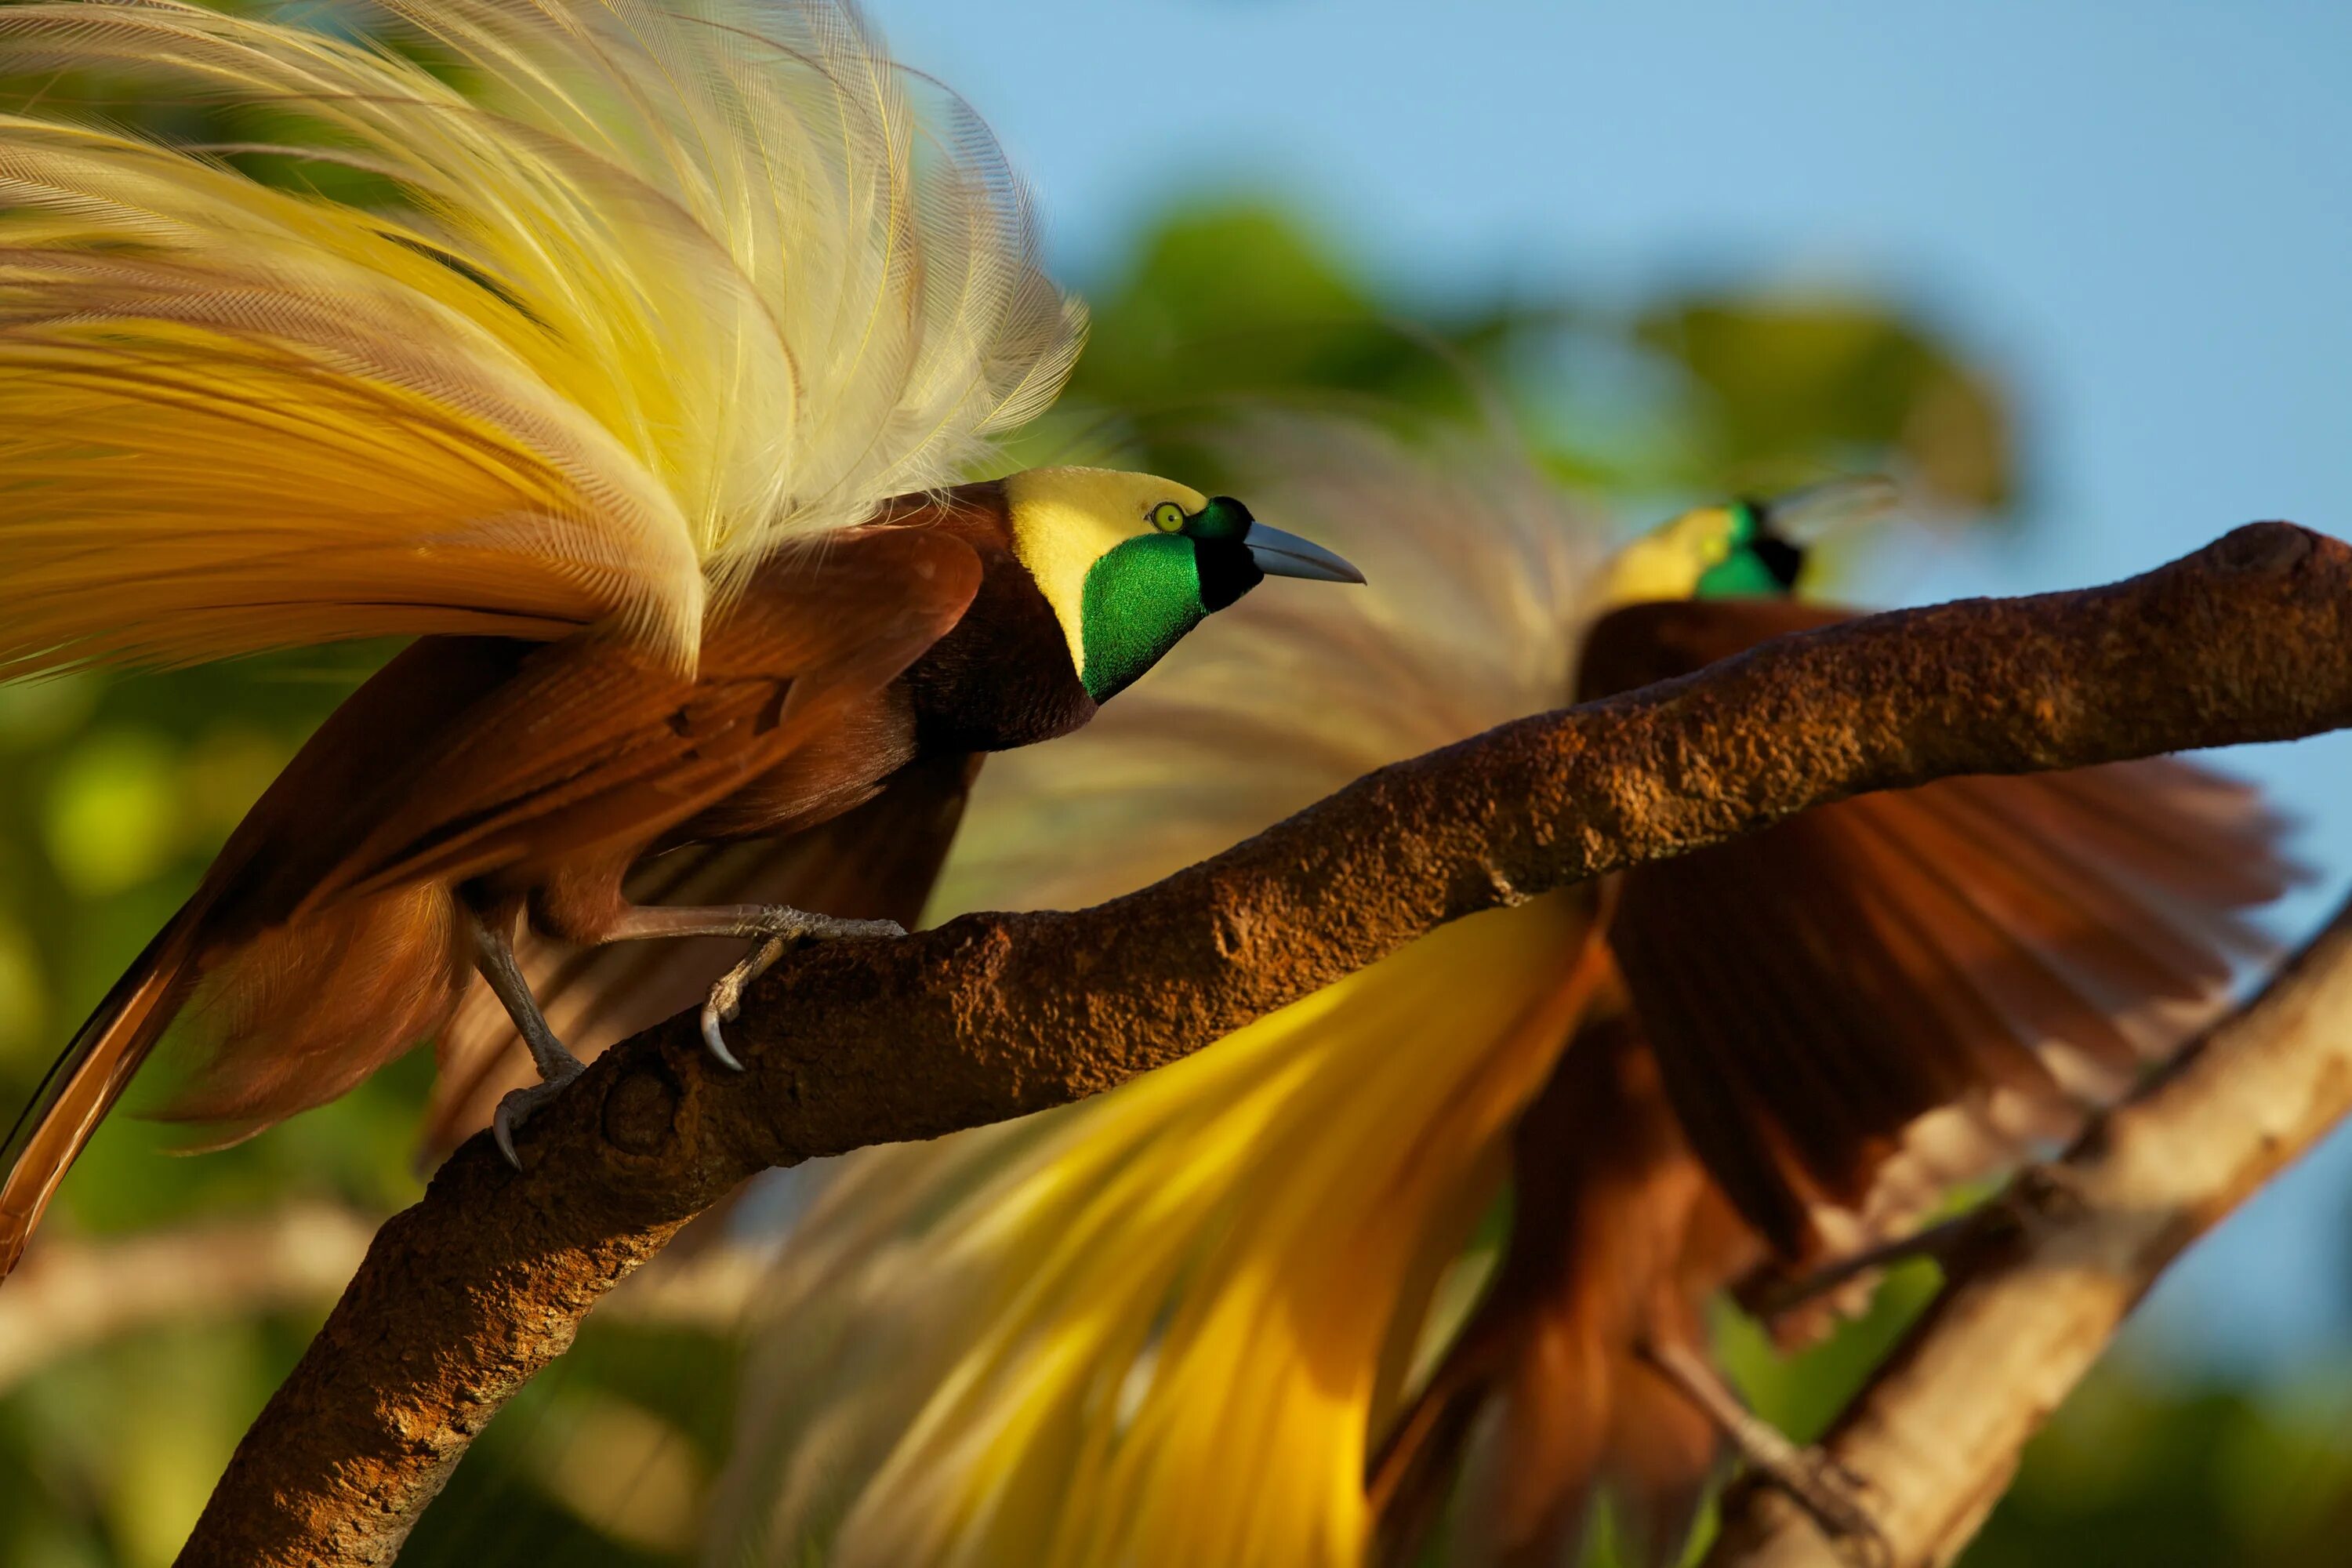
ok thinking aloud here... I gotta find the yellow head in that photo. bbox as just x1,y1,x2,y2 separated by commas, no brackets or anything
1600,503,1759,606
1002,466,1363,702
1602,477,1900,608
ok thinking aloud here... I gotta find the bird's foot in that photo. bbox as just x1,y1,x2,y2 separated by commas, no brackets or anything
699,909,906,1070
1640,1334,1888,1566
492,1054,586,1170
1737,1442,1887,1567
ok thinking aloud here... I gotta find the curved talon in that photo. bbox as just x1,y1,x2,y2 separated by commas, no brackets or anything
701,1002,745,1072
688,914,905,1071
489,1068,583,1170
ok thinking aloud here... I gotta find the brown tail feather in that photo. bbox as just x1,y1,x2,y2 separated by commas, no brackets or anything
159,885,468,1139
0,915,202,1279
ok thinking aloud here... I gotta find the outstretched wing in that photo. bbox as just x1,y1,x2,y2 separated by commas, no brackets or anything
1581,597,2299,1254
0,0,1082,676
1373,601,2298,1568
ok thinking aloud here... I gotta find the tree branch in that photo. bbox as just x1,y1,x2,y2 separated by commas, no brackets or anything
1701,895,2352,1568
177,523,2352,1567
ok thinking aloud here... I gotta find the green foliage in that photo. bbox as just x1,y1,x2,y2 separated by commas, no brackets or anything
1022,195,2013,523
1965,1366,2352,1568
1062,203,1533,422
1636,297,2013,508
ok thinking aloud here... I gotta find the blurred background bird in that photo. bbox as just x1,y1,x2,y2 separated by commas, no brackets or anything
0,0,1364,1276
701,411,2296,1568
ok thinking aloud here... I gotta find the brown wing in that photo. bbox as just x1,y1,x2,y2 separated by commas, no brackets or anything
1377,597,2296,1565
293,527,981,913
420,750,983,1156
1581,598,2299,1254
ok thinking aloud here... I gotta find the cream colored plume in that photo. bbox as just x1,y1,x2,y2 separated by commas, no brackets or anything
704,412,1609,1568
0,0,1082,674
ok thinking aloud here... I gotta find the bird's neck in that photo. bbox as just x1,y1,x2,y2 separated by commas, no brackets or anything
880,482,1099,753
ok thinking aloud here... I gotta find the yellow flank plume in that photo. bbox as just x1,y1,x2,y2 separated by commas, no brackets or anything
0,0,1083,676
709,413,1609,1566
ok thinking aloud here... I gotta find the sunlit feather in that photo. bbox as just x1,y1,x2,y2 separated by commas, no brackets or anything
0,0,1082,674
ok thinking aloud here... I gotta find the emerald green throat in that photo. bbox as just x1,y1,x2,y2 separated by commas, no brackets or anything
1077,533,1209,703
1075,497,1265,703
1694,500,1806,600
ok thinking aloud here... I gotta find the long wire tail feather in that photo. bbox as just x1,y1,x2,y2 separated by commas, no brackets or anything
0,913,204,1278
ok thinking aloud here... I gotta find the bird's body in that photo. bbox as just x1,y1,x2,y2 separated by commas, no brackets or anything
0,0,1363,1274
13,497,985,1158
0,463,1357,1271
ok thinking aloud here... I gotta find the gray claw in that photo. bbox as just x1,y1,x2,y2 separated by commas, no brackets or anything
700,1002,745,1071
690,914,906,1073
489,1069,582,1168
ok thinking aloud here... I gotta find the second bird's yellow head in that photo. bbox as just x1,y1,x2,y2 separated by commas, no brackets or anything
1602,477,1899,608
1602,498,1807,607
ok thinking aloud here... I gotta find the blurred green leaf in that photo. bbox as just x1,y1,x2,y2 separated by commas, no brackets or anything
43,730,182,899
1636,296,2013,508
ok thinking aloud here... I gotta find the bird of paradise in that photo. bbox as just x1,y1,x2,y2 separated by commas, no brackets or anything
707,412,2291,1568
0,0,1366,1274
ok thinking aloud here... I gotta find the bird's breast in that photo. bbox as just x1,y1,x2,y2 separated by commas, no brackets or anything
898,547,1098,753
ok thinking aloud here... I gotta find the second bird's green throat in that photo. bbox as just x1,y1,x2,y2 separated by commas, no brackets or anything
1694,499,1808,600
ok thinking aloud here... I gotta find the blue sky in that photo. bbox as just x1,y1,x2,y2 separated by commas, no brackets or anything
875,0,2352,1375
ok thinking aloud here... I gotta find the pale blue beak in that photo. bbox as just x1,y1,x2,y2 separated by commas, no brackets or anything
1246,524,1365,585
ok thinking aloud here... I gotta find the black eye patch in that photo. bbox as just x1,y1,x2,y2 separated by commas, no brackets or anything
1193,536,1264,612
1752,534,1806,590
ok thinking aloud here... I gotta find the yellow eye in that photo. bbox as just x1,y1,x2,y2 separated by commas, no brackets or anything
1150,500,1186,532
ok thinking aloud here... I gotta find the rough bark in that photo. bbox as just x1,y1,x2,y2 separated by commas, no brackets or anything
178,523,2352,1566
1701,893,2352,1568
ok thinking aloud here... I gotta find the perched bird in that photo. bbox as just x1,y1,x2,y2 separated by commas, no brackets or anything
706,413,2294,1568
0,0,1362,1277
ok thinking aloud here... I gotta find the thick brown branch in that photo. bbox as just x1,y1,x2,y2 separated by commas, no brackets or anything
1701,891,2352,1568
179,524,2352,1566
